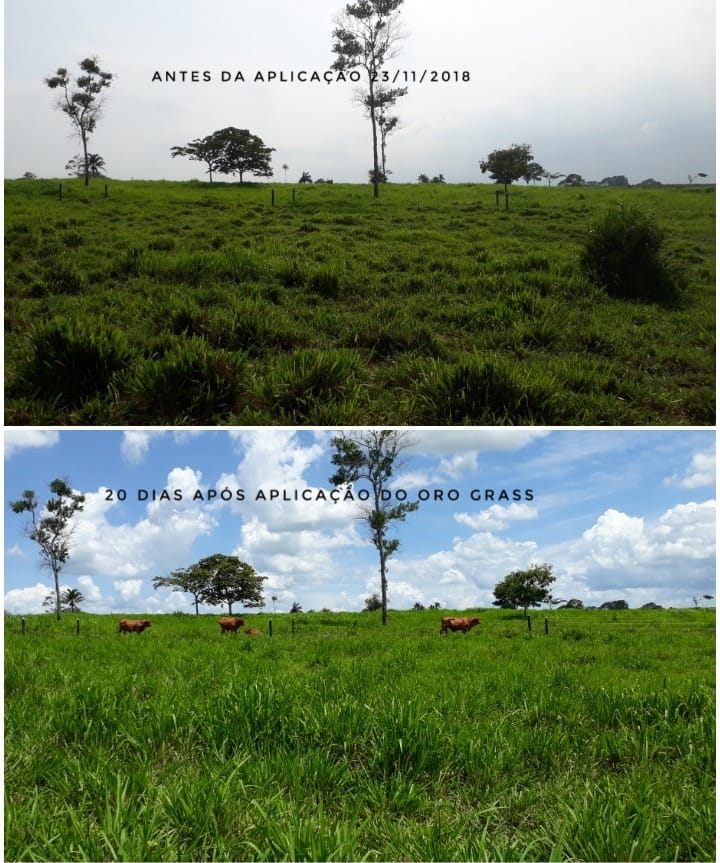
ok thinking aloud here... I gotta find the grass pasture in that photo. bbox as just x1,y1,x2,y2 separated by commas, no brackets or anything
5,608,715,861
4,179,715,425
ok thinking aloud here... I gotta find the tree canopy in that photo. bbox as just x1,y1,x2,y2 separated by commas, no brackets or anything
171,127,275,183
154,554,266,615
10,479,86,620
479,143,534,192
492,563,555,614
45,57,113,186
329,430,418,625
332,0,407,198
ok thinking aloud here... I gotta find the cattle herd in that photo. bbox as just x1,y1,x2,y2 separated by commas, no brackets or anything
115,616,482,636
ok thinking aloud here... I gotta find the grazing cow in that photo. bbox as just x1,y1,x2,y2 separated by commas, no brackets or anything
118,619,152,634
440,616,480,635
244,627,262,636
218,617,245,634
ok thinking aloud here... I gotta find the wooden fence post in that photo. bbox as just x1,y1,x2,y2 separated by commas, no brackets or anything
76,618,81,636
544,617,549,636
268,619,273,638
21,617,26,636
271,188,275,207
292,617,295,636
495,190,501,207
505,192,509,211
292,187,296,203
526,615,532,632
58,183,62,201
104,183,108,198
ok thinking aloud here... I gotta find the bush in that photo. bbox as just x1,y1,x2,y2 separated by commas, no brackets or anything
17,318,132,408
580,205,681,303
125,338,249,423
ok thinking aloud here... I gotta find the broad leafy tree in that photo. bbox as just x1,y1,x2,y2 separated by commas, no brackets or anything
154,554,266,614
172,128,274,183
171,133,226,182
479,143,534,193
10,479,86,620
329,430,419,624
332,0,407,198
523,161,544,184
45,57,114,186
215,127,275,183
492,563,555,615
153,566,212,614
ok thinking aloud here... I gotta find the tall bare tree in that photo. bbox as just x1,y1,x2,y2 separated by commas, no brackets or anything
332,1,407,198
329,430,418,624
45,57,114,186
10,479,85,621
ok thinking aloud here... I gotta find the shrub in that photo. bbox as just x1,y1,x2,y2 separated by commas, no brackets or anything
125,338,249,423
16,317,132,408
580,205,681,303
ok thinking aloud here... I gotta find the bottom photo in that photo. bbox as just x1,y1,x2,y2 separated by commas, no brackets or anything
4,427,716,862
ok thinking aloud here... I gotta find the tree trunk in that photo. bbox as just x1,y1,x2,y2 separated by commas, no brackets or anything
81,128,90,186
52,564,61,621
369,79,380,199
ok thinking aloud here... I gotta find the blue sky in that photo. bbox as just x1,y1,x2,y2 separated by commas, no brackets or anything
4,428,715,614
4,0,715,184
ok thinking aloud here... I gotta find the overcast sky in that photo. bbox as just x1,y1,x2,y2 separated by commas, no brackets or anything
4,428,715,615
4,0,716,184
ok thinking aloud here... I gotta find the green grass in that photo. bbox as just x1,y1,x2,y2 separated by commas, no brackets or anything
4,179,715,424
5,608,715,861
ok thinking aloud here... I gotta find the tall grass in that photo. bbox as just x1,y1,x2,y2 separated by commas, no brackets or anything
5,609,715,861
4,180,715,425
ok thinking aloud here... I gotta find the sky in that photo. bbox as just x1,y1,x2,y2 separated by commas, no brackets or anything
3,428,715,615
3,0,716,184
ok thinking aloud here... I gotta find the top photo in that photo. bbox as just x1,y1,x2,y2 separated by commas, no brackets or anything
4,0,716,427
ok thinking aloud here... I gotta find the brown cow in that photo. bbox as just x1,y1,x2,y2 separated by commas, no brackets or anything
244,627,262,636
440,616,480,635
218,617,245,634
118,619,152,634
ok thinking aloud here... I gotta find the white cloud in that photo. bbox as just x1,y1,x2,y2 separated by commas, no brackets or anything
4,429,60,458
6,545,24,558
454,503,538,532
113,578,143,600
664,448,715,489
4,582,52,614
121,431,162,464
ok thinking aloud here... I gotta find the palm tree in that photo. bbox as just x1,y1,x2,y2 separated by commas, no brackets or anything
281,163,289,182
62,588,85,612
271,595,278,613
290,601,303,613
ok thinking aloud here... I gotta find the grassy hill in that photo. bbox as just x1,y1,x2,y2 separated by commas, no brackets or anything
5,607,715,861
4,179,715,425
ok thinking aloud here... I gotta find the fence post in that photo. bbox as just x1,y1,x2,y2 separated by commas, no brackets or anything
292,187,296,203
526,615,532,632
271,188,275,207
505,192,509,211
104,183,108,198
58,183,62,201
76,618,81,636
268,619,273,638
292,617,295,636
495,190,500,207
544,617,549,636
21,617,26,636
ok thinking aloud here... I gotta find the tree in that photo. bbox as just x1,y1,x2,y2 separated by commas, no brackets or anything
66,153,106,179
298,171,313,183
479,143,533,193
43,587,85,613
153,566,212,614
492,563,555,615
329,430,419,625
558,173,584,186
281,163,289,182
542,170,565,186
45,57,114,186
363,593,383,611
192,554,265,615
523,162,544,184
417,173,430,183
332,0,407,199
214,127,275,183
290,601,303,613
10,479,85,621
171,133,227,182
